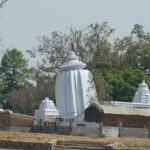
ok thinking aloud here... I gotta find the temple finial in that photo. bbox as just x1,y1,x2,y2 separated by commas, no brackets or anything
71,43,76,53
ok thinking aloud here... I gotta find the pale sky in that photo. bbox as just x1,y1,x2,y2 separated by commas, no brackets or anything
0,0,150,54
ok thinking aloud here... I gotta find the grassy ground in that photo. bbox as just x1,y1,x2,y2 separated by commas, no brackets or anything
0,131,150,149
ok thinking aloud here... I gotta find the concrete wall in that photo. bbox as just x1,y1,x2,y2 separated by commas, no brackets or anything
102,126,150,138
103,114,150,128
0,111,34,132
41,125,55,133
31,125,55,133
56,126,70,135
0,112,9,130
72,124,118,137
120,127,150,138
72,126,100,136
103,126,119,137
74,112,84,122
9,113,34,126
71,121,102,136
57,119,71,126
9,125,32,132
31,125,71,135
31,123,150,138
72,121,100,128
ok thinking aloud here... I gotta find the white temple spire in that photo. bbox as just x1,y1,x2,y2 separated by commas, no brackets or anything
132,80,150,104
56,46,97,117
60,46,86,71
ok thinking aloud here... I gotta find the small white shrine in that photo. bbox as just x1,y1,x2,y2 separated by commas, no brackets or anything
56,48,97,117
34,97,59,125
111,80,150,108
132,80,150,104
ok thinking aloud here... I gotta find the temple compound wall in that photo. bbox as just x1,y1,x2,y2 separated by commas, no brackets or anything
69,102,150,137
0,111,34,131
31,101,150,138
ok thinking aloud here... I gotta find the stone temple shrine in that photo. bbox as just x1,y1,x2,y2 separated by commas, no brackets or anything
132,80,150,104
32,46,150,138
34,97,59,125
55,49,97,117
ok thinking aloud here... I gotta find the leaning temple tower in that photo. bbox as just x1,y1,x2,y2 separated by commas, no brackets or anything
55,48,97,117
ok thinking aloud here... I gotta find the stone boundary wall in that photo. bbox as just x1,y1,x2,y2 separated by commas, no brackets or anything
9,125,32,132
103,126,150,138
56,126,71,135
72,125,150,138
71,126,118,137
31,125,70,135
103,114,150,128
120,127,150,138
31,125,150,138
71,126,100,136
31,125,56,133
0,140,52,150
0,112,9,130
9,113,34,126
0,111,34,131
103,126,119,137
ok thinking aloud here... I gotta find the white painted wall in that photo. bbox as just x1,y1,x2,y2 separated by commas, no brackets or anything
103,126,119,137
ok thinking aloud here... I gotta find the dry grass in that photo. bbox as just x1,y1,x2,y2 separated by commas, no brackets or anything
0,131,150,149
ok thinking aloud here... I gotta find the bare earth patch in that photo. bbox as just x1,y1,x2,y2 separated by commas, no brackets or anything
0,131,150,149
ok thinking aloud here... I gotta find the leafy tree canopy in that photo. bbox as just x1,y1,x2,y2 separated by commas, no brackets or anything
1,22,150,114
0,48,31,109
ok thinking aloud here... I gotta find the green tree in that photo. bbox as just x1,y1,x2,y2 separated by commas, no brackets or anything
26,22,115,105
85,22,114,67
27,22,115,76
8,76,55,115
91,68,112,103
0,48,30,109
104,69,147,102
27,23,150,104
94,60,150,102
26,32,68,76
113,24,150,73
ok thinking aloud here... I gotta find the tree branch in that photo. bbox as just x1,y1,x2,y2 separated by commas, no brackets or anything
0,0,8,8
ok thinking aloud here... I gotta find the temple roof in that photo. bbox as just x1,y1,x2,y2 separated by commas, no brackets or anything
102,104,150,116
84,102,150,117
39,97,57,110
34,97,59,119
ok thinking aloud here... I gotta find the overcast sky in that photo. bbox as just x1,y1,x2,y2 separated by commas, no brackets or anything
0,0,150,54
